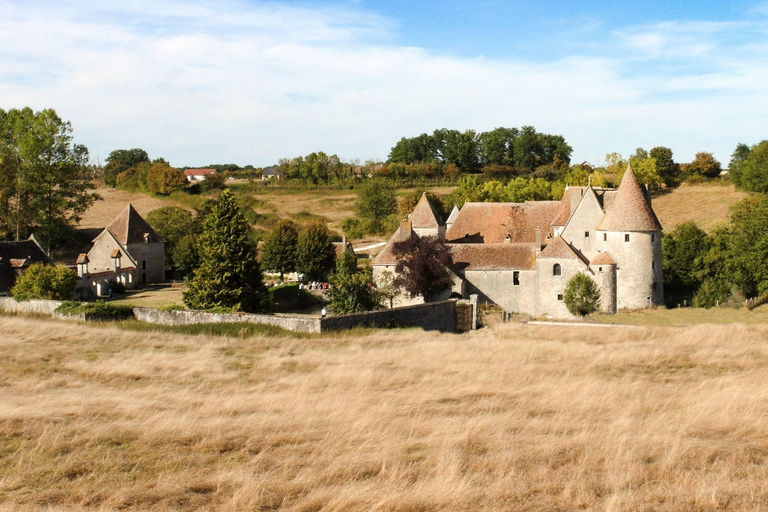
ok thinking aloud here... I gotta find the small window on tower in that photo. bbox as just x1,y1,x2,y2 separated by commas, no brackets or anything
625,234,630,243
557,294,564,301
513,271,520,286
598,266,603,272
584,231,590,238
651,233,656,243
603,233,607,241
553,264,561,276
652,261,655,269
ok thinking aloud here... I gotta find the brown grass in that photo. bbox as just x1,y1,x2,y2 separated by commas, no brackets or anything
3,316,768,510
653,183,749,232
78,187,190,229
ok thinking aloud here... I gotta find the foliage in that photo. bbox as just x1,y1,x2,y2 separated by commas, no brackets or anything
108,280,126,294
146,163,187,195
446,175,561,208
738,140,768,193
0,107,98,249
260,220,299,280
328,254,380,314
398,189,447,222
650,146,680,187
103,148,149,187
723,195,768,298
11,263,78,301
296,223,336,281
728,143,751,188
146,206,199,275
563,273,601,316
692,279,732,309
201,172,226,191
286,152,353,184
183,189,268,313
353,179,398,235
662,222,710,305
55,300,135,320
686,152,722,179
392,235,453,302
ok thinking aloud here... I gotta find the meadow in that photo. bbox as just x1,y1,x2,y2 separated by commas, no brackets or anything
2,315,768,510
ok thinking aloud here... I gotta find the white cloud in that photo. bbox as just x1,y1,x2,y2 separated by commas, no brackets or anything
0,0,766,167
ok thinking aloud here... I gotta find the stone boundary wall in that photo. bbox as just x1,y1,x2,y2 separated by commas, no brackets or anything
321,300,457,333
0,298,62,315
133,307,322,334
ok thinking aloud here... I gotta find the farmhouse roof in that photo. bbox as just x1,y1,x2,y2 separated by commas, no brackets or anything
0,236,52,293
183,168,218,177
536,236,581,260
597,164,662,232
373,221,419,266
76,253,89,264
446,205,460,225
591,251,617,265
449,243,536,271
408,193,442,229
446,201,561,244
551,189,573,226
106,204,164,245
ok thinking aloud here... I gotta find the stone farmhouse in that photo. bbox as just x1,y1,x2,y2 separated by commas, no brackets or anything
76,204,165,297
0,236,52,296
373,164,663,319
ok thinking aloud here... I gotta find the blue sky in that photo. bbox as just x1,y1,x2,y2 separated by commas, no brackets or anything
1,0,767,168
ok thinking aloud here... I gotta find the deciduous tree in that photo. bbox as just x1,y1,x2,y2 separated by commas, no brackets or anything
328,251,380,314
392,235,453,302
260,220,299,281
12,263,77,301
563,273,601,316
146,163,187,195
739,141,768,193
296,223,335,281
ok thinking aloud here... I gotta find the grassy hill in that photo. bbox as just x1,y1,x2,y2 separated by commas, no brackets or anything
653,182,749,232
3,315,768,510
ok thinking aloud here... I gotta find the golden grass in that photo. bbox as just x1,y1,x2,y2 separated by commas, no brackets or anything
653,183,749,232
110,285,187,309
78,187,190,229
3,316,768,510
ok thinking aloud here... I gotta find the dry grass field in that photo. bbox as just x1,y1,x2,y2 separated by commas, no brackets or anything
653,183,749,232
3,315,768,510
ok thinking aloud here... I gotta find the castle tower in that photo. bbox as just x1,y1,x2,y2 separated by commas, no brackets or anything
590,251,617,314
408,192,445,239
596,164,663,309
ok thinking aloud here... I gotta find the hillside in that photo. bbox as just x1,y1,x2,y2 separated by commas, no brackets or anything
2,316,768,510
653,183,749,232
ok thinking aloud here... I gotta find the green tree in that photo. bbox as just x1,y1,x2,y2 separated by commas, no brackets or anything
662,222,710,305
146,163,187,195
146,207,196,273
11,263,77,301
0,108,99,249
328,252,380,314
723,195,768,297
354,179,397,234
728,143,751,188
183,189,267,312
686,152,722,179
563,273,601,316
739,141,768,193
296,223,335,281
650,146,680,187
260,220,299,281
103,148,149,187
392,235,453,302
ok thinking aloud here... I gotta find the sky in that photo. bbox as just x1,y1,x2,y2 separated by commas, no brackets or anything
1,0,767,168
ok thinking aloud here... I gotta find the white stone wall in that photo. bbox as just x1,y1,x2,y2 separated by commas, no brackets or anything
561,190,604,260
535,258,585,318
126,242,165,284
462,269,537,315
598,230,662,310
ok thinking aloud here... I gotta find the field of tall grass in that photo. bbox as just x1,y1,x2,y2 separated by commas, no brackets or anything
2,316,768,510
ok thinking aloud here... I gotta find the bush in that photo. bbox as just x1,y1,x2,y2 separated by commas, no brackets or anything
563,273,601,316
108,280,126,294
12,264,78,301
55,301,135,320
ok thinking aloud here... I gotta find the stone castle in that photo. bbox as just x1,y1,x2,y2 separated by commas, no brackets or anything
373,164,663,318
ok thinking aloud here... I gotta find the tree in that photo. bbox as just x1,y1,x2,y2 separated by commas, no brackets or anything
260,220,299,281
650,146,680,187
103,148,149,187
739,141,768,193
563,273,601,316
728,143,751,188
686,152,722,179
397,189,446,221
146,163,187,195
0,108,99,249
328,252,380,314
392,235,453,302
296,223,335,281
662,222,710,305
183,189,268,312
354,179,397,234
722,195,768,298
11,263,77,301
200,172,225,191
146,207,196,273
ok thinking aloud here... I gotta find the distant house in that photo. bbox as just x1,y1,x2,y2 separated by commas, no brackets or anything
0,236,52,296
183,168,218,182
261,166,284,181
76,204,165,297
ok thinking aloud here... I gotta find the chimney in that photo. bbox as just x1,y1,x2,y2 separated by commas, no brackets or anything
535,229,541,253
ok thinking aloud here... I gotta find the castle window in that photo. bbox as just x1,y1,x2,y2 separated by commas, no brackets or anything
513,271,520,286
584,231,589,238
651,233,656,243
553,264,561,276
598,266,603,272
652,261,655,270
557,294,563,301
142,260,147,271
603,233,607,241
625,234,630,243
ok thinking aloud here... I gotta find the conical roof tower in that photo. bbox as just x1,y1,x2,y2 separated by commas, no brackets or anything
597,163,662,232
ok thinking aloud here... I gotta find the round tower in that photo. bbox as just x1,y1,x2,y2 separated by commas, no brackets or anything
591,252,617,314
596,164,663,310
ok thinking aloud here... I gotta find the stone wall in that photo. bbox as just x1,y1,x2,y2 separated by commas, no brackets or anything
133,307,322,333
0,298,62,315
320,300,457,333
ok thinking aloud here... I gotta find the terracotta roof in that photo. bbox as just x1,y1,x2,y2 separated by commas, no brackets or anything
446,201,561,244
333,241,355,258
183,168,218,177
409,193,442,229
446,205,460,225
373,221,419,265
76,253,89,264
449,243,536,271
591,251,617,265
597,164,662,232
551,189,572,226
107,204,164,245
536,236,581,259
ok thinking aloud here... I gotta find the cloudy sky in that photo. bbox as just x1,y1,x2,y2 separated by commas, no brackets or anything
1,0,767,168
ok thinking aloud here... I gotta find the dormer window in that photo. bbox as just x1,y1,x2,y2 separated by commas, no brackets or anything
144,233,151,243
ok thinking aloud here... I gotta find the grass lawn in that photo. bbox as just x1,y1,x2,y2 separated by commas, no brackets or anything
110,285,186,309
653,182,749,232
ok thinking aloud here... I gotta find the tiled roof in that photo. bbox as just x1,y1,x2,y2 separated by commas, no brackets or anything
408,193,442,229
446,205,460,225
183,168,218,176
446,201,561,244
76,253,89,264
0,237,52,293
373,221,419,265
536,236,581,259
597,164,662,232
107,204,164,245
551,189,572,226
449,243,536,271
591,251,617,265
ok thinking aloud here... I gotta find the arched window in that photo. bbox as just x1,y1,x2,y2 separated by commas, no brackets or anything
553,263,561,276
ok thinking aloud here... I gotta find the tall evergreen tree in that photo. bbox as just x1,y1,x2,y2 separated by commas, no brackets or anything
183,189,268,312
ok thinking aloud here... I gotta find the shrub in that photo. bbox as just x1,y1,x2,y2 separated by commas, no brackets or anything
12,264,78,301
55,301,135,320
564,273,601,316
108,280,126,294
